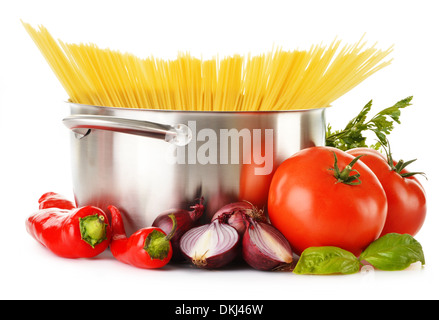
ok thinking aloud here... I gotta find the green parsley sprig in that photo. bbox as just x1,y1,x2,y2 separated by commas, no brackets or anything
325,96,413,151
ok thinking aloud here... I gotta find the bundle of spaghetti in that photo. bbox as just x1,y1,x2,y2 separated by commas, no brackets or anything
22,22,393,111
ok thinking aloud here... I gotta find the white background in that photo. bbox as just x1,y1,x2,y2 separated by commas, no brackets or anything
1,0,438,300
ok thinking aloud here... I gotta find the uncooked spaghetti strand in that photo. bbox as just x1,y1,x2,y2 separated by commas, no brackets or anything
22,23,81,102
23,22,393,111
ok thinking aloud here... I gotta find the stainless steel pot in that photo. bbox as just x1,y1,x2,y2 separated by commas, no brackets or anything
64,103,326,234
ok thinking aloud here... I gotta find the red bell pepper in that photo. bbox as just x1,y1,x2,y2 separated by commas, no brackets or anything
26,192,111,259
108,205,176,269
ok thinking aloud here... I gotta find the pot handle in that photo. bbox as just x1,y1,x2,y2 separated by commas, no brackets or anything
62,114,192,146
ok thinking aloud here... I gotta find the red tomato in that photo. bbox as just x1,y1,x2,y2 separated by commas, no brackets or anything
347,148,427,237
239,138,275,209
239,161,274,209
267,146,387,256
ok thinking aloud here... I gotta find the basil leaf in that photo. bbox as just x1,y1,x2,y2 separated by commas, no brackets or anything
359,233,425,271
293,247,360,275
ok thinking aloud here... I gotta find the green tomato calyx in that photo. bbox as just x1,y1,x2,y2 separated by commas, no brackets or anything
330,152,364,186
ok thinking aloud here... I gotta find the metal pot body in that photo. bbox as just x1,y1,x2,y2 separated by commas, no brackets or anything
65,103,326,234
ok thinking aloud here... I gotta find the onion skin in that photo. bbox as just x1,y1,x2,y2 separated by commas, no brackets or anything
211,201,266,236
152,199,204,261
242,220,294,271
217,210,247,236
180,220,240,269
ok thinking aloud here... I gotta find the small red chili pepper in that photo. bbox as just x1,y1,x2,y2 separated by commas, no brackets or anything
108,205,176,269
26,192,111,259
38,192,76,210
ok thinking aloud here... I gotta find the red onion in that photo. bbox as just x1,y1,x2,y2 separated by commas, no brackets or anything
152,198,204,261
242,219,294,271
180,219,239,269
211,201,266,236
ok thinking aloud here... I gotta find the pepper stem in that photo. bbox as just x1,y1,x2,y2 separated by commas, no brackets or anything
330,152,364,185
164,214,177,241
144,214,177,260
79,214,108,248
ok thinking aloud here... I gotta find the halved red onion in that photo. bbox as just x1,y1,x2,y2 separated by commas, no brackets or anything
242,219,293,271
211,201,266,236
180,219,239,269
152,198,204,261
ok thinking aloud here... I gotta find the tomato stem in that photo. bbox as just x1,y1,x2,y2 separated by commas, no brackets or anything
380,139,426,179
330,152,363,185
